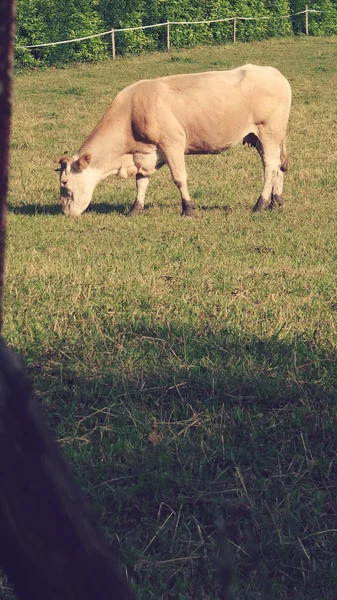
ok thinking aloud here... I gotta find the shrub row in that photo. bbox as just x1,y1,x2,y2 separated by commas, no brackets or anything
15,0,337,67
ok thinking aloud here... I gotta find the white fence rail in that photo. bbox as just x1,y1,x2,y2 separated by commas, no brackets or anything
18,5,324,59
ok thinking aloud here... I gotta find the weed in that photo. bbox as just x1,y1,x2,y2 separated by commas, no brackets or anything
170,55,195,63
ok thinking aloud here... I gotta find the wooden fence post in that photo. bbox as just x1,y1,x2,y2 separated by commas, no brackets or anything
167,21,170,52
112,29,116,59
305,4,309,35
233,17,237,43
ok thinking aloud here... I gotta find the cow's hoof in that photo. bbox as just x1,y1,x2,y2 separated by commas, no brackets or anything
269,194,283,209
181,207,195,218
252,196,269,212
128,204,144,217
181,201,195,217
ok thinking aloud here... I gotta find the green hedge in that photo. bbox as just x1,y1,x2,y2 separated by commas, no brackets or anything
14,0,336,67
289,0,337,34
15,0,108,67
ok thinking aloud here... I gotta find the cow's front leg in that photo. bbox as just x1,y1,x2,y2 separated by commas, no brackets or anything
161,145,194,217
128,174,149,216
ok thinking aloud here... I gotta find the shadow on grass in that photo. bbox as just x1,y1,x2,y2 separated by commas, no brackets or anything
88,202,129,215
8,203,61,216
8,201,237,217
11,325,337,599
200,204,233,214
7,202,129,216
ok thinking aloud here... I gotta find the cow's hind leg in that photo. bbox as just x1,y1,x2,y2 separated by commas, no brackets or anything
128,174,149,216
270,168,284,209
253,138,281,212
160,145,194,217
270,138,288,208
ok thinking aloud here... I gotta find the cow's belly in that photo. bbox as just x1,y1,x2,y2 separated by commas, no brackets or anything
177,100,254,154
186,120,253,154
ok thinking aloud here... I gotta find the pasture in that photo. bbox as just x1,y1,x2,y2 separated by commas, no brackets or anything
3,36,337,598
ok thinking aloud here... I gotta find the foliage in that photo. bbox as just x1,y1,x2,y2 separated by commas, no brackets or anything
15,0,108,67
289,0,337,33
309,0,337,35
14,0,337,66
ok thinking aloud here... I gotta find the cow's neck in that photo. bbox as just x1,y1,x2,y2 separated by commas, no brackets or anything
79,102,135,180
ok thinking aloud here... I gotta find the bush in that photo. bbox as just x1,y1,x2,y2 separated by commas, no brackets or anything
15,0,107,67
309,1,337,36
14,0,337,67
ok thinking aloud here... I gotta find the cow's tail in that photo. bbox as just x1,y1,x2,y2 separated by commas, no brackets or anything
280,138,288,173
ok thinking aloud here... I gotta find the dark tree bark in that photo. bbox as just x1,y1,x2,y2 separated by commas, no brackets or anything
0,341,136,600
0,0,15,329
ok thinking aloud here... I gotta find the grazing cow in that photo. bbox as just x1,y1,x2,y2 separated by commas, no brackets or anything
57,64,291,217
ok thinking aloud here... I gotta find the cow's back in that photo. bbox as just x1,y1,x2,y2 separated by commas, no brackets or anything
129,65,291,112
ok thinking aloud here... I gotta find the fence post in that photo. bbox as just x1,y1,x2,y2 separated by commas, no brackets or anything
111,29,116,59
233,17,237,43
167,21,170,52
305,4,309,35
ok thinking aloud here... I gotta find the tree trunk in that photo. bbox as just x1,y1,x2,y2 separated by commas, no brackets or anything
0,341,136,600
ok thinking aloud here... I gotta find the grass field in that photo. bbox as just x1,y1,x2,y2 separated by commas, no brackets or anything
2,36,337,598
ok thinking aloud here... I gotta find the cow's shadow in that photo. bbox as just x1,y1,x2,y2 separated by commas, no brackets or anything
88,202,128,215
8,203,61,216
7,202,128,216
8,200,237,217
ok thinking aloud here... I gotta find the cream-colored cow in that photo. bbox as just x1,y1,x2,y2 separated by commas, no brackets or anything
57,64,291,217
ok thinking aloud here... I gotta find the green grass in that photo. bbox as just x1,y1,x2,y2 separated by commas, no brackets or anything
3,36,337,598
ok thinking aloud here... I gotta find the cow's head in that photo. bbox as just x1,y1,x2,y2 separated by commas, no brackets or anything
56,154,97,217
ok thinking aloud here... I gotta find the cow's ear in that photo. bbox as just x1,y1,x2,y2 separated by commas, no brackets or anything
76,153,92,171
58,156,73,175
